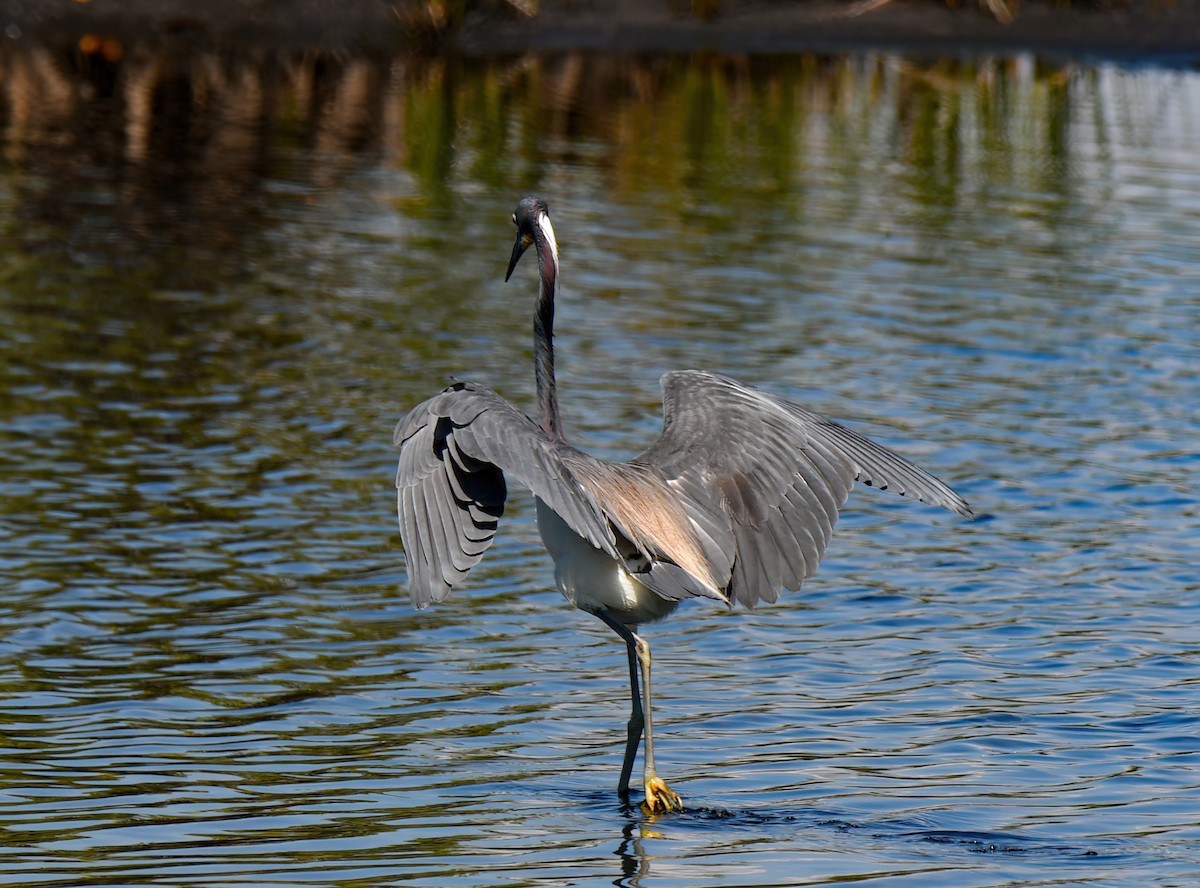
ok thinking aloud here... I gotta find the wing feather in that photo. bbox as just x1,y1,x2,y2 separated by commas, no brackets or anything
780,483,822,581
632,370,972,608
395,381,630,607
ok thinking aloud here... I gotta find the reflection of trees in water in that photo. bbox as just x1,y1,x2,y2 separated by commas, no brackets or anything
1,41,395,283
0,42,1099,280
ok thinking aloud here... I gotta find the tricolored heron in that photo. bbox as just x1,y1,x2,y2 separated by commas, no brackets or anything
395,197,973,813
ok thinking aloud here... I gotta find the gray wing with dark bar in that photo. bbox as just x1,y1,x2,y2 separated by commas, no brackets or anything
632,370,972,609
394,380,621,607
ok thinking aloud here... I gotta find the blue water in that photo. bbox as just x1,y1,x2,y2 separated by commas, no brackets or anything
0,51,1197,885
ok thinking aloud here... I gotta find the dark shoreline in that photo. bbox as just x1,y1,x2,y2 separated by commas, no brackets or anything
457,1,1200,63
1,0,1198,63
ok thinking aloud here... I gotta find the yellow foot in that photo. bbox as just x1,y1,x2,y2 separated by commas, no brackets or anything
642,776,683,813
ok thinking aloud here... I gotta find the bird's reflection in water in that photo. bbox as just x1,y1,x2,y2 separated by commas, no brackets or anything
614,817,654,887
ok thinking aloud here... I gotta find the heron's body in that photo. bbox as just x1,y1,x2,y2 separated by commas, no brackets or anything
537,498,681,626
395,197,973,813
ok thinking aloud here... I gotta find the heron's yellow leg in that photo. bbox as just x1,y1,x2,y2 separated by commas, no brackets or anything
635,634,684,813
595,610,685,812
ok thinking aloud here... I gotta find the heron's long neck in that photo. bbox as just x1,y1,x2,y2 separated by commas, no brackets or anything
533,222,565,442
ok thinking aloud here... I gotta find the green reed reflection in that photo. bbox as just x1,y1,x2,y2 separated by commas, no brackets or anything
1,46,1106,279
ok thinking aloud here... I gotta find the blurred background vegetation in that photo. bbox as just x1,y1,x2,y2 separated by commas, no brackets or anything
0,0,1189,330
1,40,1093,286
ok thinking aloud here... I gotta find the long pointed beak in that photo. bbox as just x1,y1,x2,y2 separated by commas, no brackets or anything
505,233,532,282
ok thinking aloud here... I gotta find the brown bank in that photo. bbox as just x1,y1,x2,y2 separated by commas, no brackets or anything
1,0,1198,59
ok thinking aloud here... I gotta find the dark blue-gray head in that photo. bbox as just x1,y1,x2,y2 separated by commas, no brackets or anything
506,197,554,282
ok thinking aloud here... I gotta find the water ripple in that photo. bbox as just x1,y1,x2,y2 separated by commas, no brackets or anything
2,51,1199,887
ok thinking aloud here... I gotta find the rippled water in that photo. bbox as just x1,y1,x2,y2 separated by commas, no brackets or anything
1,50,1198,885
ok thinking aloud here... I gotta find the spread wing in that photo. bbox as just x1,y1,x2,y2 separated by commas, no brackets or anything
394,380,620,608
631,370,973,608
395,380,730,609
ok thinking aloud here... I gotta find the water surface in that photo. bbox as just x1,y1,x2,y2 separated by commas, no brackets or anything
1,49,1198,886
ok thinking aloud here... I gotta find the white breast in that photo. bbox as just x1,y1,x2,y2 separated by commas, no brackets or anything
535,498,680,627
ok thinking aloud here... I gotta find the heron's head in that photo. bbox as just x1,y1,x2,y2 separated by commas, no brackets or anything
506,197,555,282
